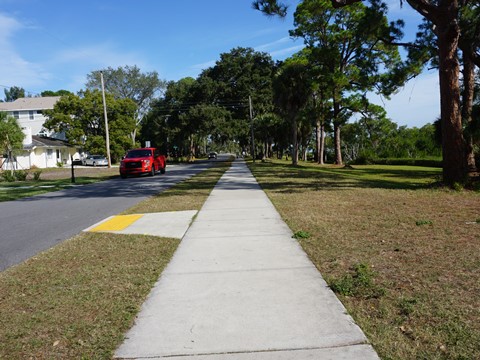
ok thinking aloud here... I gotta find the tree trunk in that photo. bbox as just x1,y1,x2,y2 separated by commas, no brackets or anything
334,123,343,165
332,96,343,165
319,123,325,164
189,135,195,158
316,119,321,163
461,52,477,172
131,128,137,147
437,13,467,185
292,117,298,166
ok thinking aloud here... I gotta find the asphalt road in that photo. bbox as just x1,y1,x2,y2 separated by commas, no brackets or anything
0,161,214,272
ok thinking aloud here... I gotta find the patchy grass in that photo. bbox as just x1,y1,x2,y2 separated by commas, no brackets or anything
0,160,232,358
249,160,480,360
0,167,119,202
0,232,179,358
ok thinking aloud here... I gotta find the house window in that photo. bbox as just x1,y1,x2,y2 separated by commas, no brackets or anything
13,111,19,119
29,111,34,120
56,149,60,159
47,149,53,159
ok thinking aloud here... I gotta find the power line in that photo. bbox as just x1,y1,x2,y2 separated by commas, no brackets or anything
153,100,249,113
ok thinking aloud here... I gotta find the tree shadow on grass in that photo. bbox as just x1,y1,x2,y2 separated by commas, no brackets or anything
249,162,441,193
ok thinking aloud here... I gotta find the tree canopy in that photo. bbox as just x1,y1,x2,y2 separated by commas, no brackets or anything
44,90,137,163
142,48,276,157
40,90,73,97
4,86,25,102
86,65,167,145
0,112,24,153
0,111,25,174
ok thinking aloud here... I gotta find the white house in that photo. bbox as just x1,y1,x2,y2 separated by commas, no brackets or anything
0,96,62,137
0,96,82,169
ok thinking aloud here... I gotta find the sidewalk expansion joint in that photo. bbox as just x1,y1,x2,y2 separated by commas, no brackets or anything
119,341,372,359
164,265,316,276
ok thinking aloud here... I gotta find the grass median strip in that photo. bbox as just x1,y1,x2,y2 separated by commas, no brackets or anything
0,160,232,359
249,160,480,360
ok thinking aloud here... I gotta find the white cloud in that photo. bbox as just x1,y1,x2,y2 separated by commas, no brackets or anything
43,43,150,91
0,12,21,38
0,13,51,91
254,36,304,59
255,36,291,51
269,45,305,58
189,60,217,72
54,43,147,69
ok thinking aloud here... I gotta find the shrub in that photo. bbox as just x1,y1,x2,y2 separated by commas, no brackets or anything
1,171,16,182
33,169,42,181
56,162,64,168
371,158,442,167
352,154,374,165
14,170,28,181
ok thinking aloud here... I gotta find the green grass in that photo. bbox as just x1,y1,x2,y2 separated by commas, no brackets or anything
0,177,116,202
0,166,120,202
257,159,442,191
249,159,480,360
0,160,232,359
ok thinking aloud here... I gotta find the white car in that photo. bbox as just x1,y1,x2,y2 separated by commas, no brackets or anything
83,155,108,166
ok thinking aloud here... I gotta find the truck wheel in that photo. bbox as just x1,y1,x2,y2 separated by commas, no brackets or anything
150,166,155,176
160,167,166,174
120,174,127,179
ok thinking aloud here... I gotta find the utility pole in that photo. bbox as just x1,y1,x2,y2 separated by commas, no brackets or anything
249,96,255,163
100,71,111,168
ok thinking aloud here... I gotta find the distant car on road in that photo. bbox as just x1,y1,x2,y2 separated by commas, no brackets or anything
84,155,108,166
208,152,217,159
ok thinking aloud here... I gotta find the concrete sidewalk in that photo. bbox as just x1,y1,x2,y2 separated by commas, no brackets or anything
114,160,379,359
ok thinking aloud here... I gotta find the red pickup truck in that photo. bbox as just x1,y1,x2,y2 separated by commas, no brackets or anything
119,147,166,178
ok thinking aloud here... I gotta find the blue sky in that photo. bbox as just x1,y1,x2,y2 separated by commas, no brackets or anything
0,0,439,128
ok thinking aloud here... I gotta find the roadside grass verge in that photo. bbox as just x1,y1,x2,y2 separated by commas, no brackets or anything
0,233,178,358
0,167,119,202
249,160,480,360
0,160,232,358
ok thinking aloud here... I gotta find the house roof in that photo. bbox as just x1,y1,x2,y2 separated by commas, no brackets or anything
24,135,73,150
0,96,61,111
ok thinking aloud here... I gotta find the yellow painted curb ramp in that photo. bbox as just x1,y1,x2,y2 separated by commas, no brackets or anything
84,210,198,239
89,214,144,232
